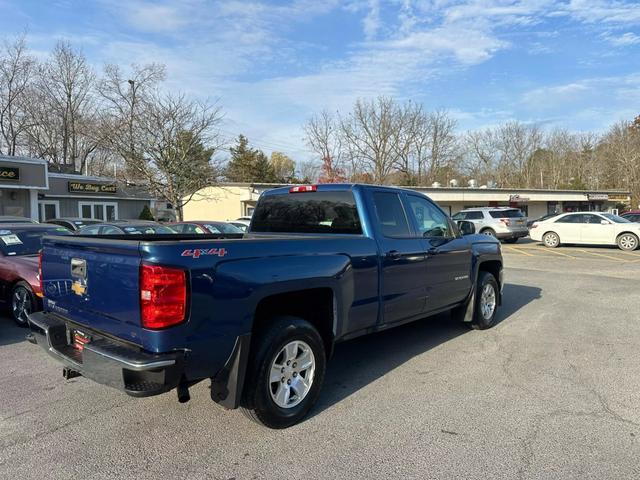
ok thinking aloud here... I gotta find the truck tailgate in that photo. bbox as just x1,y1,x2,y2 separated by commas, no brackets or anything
41,236,144,346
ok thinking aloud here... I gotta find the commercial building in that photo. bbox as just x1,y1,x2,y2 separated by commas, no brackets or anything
0,155,164,221
183,183,631,221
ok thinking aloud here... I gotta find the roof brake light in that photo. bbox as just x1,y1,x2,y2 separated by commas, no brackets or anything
289,185,317,193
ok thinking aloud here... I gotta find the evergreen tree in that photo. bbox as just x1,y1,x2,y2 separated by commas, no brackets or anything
139,204,155,220
225,135,277,182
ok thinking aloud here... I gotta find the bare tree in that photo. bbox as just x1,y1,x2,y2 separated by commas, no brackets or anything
339,97,400,184
304,109,346,182
0,34,34,155
104,92,224,219
98,62,166,176
25,41,97,171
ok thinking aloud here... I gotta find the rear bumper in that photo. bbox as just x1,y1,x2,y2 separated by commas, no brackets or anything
27,311,185,397
496,230,529,239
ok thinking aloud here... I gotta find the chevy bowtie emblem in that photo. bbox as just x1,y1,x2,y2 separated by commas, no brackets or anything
71,281,87,296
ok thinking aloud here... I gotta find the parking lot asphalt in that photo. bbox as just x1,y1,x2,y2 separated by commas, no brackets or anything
1,246,639,480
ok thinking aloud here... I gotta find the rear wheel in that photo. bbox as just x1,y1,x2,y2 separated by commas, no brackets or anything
11,282,35,327
542,231,560,248
469,272,499,330
617,233,638,251
241,316,326,429
481,228,496,238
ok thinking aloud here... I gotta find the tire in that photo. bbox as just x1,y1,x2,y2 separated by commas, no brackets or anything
542,231,560,248
503,238,518,244
469,271,499,330
617,233,639,251
481,228,497,238
11,282,36,327
241,316,326,429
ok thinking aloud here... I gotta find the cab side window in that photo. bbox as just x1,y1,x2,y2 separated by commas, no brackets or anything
406,195,452,238
372,192,411,238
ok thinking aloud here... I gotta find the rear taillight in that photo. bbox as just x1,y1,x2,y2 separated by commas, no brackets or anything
140,264,187,329
500,218,511,226
289,185,317,193
38,250,43,293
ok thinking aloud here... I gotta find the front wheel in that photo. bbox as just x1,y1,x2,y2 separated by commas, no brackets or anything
11,282,36,327
469,272,499,330
617,233,638,251
241,316,326,429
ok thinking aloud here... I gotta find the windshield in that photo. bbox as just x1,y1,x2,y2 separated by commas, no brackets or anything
205,223,243,234
0,227,72,256
122,225,177,234
601,213,631,223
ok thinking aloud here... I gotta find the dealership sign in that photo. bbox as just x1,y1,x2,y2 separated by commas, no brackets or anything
68,181,117,194
509,194,530,203
587,193,609,201
0,166,20,181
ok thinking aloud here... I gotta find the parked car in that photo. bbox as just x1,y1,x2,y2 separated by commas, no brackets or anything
46,217,102,231
530,211,640,250
76,222,177,235
0,216,37,224
228,221,249,232
527,212,560,228
29,184,504,428
451,207,528,243
0,224,72,325
170,221,244,235
621,210,640,223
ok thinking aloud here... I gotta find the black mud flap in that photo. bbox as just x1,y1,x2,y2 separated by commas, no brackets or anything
210,333,251,409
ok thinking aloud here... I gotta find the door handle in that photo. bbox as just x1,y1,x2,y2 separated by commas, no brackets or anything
386,250,401,260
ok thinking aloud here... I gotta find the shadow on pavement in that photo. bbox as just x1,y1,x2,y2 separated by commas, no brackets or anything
310,283,542,418
0,316,28,347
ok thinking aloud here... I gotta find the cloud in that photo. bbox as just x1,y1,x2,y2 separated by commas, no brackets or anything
603,32,640,46
362,0,381,39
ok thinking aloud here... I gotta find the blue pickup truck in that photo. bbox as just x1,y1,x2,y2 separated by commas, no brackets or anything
28,184,503,428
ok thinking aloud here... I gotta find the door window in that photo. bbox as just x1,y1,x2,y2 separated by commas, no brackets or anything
556,214,584,223
582,214,603,224
372,192,411,238
465,211,484,220
38,202,59,221
106,205,116,221
81,204,92,218
406,195,452,238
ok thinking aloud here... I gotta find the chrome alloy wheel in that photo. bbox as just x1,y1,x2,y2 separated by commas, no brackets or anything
269,340,316,409
544,233,559,247
618,234,638,251
480,283,496,321
12,287,32,324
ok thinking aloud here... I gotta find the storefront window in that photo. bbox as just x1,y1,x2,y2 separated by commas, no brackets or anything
79,202,118,220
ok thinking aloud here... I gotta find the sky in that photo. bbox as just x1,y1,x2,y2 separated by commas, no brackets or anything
1,0,640,160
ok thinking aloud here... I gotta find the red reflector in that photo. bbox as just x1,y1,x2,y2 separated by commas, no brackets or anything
38,250,43,294
289,185,317,193
140,264,187,329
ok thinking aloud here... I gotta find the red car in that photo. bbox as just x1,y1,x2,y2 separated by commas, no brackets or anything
0,223,72,326
621,210,640,223
169,221,244,235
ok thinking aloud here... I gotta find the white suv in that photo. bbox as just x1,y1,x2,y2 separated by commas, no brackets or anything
452,207,529,243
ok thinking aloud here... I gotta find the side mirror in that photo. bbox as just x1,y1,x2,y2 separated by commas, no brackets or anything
456,220,475,236
600,220,610,225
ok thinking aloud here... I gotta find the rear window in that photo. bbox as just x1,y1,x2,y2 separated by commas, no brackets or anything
489,209,524,219
251,191,362,234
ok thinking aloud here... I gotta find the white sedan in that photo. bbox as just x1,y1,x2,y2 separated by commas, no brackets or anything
530,212,640,251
